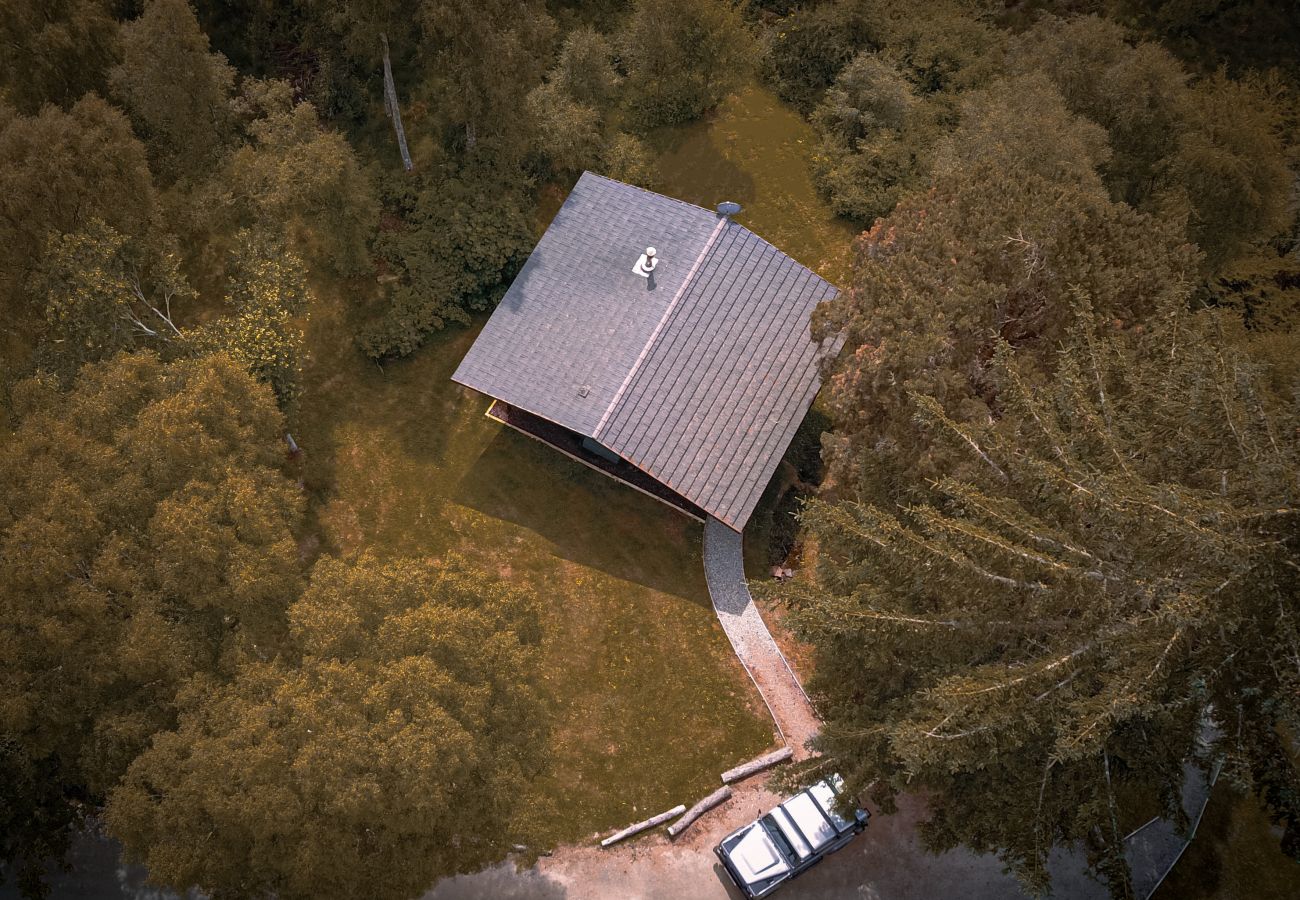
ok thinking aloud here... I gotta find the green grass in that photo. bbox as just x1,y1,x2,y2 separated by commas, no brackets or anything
292,286,772,851
646,82,858,287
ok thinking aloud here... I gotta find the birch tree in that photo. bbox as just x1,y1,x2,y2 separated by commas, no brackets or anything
29,220,192,377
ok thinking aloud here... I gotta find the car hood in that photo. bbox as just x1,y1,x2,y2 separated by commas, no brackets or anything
726,823,792,886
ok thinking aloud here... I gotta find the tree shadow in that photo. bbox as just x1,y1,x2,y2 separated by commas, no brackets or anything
453,427,712,605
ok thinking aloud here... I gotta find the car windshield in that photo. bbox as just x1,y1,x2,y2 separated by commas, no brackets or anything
760,814,796,862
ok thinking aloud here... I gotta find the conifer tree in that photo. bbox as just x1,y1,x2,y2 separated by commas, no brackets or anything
780,302,1300,895
814,77,1197,503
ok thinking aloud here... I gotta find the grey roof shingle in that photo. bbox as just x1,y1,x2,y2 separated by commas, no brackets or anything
451,172,839,531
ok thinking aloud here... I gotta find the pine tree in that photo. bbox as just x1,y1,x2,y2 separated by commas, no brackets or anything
778,301,1300,895
813,75,1197,505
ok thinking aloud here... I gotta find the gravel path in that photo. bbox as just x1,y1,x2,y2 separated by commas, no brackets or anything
702,516,820,759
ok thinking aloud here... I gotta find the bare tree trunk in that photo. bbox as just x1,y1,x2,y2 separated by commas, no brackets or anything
667,786,732,838
598,804,686,848
721,747,793,784
380,33,413,172
465,120,476,152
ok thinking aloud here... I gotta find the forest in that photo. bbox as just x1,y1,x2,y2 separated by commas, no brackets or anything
1,1,1298,899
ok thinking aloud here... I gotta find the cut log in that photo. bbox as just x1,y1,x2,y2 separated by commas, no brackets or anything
667,786,732,839
380,33,413,171
599,804,686,848
721,747,793,785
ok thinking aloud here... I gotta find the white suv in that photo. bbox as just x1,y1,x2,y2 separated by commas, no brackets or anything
714,774,869,898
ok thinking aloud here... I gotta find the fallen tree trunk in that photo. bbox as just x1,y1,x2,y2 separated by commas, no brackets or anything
667,786,732,839
599,804,687,848
721,747,793,784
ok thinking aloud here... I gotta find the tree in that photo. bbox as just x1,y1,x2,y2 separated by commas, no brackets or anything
620,0,755,128
1009,14,1189,211
0,1,121,114
764,0,884,113
186,229,310,403
553,26,621,109
813,78,1197,502
777,302,1300,895
419,0,557,157
810,51,936,222
0,95,154,316
106,553,544,900
527,25,629,178
110,0,239,184
528,81,606,174
0,351,303,894
600,132,656,188
227,79,379,277
28,219,193,378
868,0,1003,100
1165,71,1293,270
360,168,533,359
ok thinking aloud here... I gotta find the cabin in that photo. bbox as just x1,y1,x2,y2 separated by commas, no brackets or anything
452,172,839,533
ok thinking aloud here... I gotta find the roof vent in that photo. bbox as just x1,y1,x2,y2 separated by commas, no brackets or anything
716,201,743,218
632,246,658,278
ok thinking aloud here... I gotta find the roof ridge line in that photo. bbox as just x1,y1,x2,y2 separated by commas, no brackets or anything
593,216,730,439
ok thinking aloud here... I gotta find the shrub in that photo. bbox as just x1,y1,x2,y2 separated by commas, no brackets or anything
763,0,882,113
359,171,534,359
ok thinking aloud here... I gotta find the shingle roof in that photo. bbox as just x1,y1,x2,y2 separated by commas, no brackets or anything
452,172,839,531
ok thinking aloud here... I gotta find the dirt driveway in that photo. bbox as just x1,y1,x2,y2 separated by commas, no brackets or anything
425,776,1108,900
